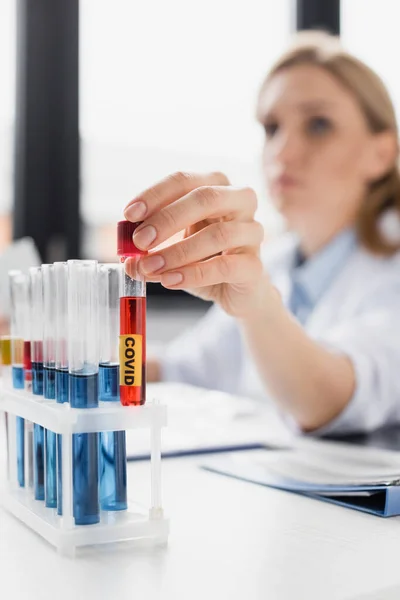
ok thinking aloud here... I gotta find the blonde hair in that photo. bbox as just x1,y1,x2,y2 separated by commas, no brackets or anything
257,31,400,255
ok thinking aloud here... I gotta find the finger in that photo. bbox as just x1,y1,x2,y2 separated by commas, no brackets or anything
132,185,258,251
159,253,263,289
124,171,230,222
138,221,264,276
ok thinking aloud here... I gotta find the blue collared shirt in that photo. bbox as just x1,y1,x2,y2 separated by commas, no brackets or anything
159,226,400,436
289,229,357,325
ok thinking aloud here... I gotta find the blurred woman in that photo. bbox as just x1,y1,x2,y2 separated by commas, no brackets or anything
124,31,400,435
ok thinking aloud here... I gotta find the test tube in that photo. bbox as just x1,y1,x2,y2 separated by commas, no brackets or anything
54,261,69,516
98,263,127,511
117,220,147,406
1,336,12,480
68,260,100,526
0,336,12,387
42,264,57,508
10,271,25,390
43,264,56,398
30,267,44,395
9,271,30,487
29,267,45,501
55,262,69,404
23,275,34,490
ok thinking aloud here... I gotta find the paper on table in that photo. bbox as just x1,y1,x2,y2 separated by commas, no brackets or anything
221,448,400,487
125,383,293,458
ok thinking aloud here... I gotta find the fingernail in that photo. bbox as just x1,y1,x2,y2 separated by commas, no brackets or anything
133,225,157,249
162,272,183,286
140,254,165,274
124,201,147,221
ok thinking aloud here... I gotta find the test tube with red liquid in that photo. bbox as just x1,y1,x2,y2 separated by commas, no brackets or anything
117,220,147,406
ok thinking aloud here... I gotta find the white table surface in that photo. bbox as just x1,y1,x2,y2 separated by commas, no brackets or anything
1,448,400,600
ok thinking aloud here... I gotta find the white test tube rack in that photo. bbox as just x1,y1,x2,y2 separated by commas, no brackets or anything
0,385,169,557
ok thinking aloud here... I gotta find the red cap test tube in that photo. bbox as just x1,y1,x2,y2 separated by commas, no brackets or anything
117,220,147,406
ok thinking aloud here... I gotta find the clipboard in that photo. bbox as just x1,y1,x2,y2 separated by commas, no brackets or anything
202,449,400,517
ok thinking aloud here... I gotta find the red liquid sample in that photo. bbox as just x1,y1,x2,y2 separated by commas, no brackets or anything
24,340,32,382
120,296,146,406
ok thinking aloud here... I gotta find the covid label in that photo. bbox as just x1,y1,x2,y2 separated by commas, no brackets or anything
119,334,142,386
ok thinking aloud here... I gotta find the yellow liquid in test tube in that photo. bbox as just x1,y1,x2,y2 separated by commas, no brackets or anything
11,338,24,367
0,336,12,366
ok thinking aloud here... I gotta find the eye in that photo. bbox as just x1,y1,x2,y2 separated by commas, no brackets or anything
263,121,279,138
307,116,332,135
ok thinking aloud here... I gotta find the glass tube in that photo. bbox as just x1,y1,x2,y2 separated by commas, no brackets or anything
42,264,56,398
30,267,44,395
1,336,12,480
29,267,45,501
98,263,127,512
22,271,33,490
9,271,28,488
54,262,69,516
68,260,100,526
117,220,146,406
42,264,57,508
1,336,12,387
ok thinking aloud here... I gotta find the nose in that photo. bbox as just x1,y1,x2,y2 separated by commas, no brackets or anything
268,130,305,168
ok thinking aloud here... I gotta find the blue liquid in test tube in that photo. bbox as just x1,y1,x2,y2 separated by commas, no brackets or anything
13,366,25,488
54,262,70,516
30,266,46,502
56,368,69,515
56,369,69,404
16,414,25,487
68,260,100,526
99,363,127,511
12,355,24,488
32,359,45,501
43,366,57,508
45,429,57,508
43,366,56,399
70,372,100,525
33,424,45,500
32,362,44,395
16,418,25,487
32,361,44,501
99,364,119,402
98,263,128,513
12,365,24,389
9,272,29,489
42,265,58,510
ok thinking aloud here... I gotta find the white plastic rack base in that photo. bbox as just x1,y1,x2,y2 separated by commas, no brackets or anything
0,385,169,557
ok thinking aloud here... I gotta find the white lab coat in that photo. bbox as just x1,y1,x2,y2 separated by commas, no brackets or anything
160,233,400,435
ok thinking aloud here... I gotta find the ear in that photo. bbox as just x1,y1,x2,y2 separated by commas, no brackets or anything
365,131,398,182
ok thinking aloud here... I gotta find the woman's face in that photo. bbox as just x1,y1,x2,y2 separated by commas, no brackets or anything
258,64,390,242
